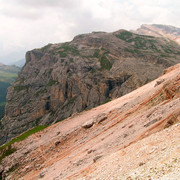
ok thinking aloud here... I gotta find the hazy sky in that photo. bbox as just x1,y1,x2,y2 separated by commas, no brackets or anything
0,0,180,64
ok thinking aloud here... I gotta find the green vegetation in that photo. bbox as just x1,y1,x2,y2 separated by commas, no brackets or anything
93,48,113,71
116,31,158,53
14,85,29,92
116,30,180,56
0,82,10,119
58,51,67,57
0,145,16,162
100,56,112,70
93,49,100,58
0,125,47,162
46,79,59,86
100,98,111,105
6,164,19,174
57,43,79,57
70,58,74,63
91,68,97,74
35,88,47,97
41,43,52,52
124,48,140,54
17,77,25,84
128,36,158,50
115,31,133,40
0,71,18,83
0,126,47,150
0,65,20,83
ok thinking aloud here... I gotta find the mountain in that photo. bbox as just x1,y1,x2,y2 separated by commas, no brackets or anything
0,63,179,179
0,64,20,120
0,29,180,145
0,64,20,83
11,58,25,67
133,24,180,44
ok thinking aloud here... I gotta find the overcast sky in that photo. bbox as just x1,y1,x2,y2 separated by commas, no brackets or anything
0,0,180,64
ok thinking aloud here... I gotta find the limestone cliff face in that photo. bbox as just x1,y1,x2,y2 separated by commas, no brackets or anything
0,30,180,145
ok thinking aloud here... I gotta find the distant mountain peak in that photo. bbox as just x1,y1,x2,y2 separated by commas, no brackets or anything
133,24,180,44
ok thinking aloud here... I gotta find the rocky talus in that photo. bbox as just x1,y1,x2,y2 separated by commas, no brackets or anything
0,29,180,145
0,63,179,179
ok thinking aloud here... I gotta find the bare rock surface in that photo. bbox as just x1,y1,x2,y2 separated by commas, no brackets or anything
77,123,180,180
133,24,180,44
0,63,180,179
1,28,180,145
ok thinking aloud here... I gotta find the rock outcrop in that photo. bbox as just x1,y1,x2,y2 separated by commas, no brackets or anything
133,24,180,44
0,29,180,145
0,63,179,179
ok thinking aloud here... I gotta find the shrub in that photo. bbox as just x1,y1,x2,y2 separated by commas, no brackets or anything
115,31,133,40
0,145,16,162
14,85,29,92
100,56,112,70
46,79,59,86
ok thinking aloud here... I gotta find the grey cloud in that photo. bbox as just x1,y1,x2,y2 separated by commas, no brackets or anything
0,0,83,20
14,0,81,9
1,8,43,20
0,0,180,64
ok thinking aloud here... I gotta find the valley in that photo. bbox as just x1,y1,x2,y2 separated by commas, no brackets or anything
0,64,20,120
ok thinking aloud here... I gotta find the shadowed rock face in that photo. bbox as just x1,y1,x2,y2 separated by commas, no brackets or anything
0,29,180,145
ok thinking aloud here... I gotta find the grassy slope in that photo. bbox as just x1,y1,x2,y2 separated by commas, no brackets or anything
0,65,20,83
0,125,47,162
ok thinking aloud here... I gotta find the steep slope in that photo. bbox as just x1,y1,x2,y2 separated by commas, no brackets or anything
1,30,180,145
0,63,180,180
0,64,20,119
76,121,180,180
133,24,180,44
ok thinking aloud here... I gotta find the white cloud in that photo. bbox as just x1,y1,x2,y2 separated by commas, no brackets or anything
0,0,180,64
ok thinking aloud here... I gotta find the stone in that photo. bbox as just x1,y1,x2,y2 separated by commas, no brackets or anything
93,155,103,163
87,149,96,154
55,141,61,146
82,120,95,129
96,113,107,123
39,168,47,178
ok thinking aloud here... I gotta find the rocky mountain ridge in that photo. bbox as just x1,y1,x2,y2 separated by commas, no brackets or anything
0,28,180,145
133,24,180,44
0,63,179,179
